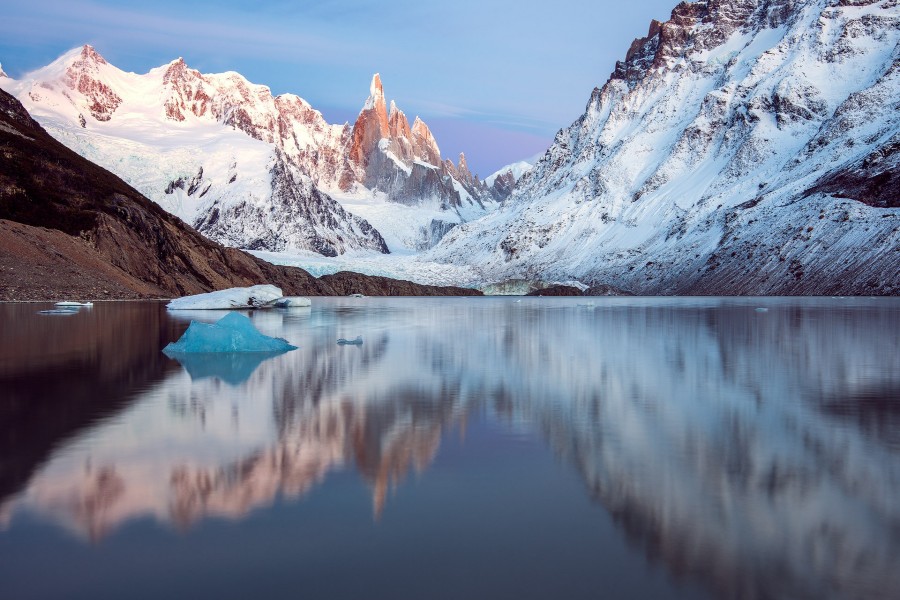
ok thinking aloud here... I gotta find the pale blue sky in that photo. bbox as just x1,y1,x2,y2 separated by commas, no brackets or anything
0,0,677,175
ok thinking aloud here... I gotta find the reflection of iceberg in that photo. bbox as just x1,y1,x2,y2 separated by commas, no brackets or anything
167,285,283,310
163,313,297,354
337,336,363,345
166,351,287,385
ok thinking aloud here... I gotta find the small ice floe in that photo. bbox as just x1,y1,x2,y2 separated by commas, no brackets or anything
55,301,93,307
163,312,297,354
348,293,365,298
755,307,769,313
337,336,363,346
578,302,597,308
167,285,283,310
273,296,311,308
38,308,79,315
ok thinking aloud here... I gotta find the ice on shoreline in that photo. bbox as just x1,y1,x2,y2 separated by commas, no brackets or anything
167,285,283,310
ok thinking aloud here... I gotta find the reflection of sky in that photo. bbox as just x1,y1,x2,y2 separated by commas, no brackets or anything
0,0,678,174
3,298,900,599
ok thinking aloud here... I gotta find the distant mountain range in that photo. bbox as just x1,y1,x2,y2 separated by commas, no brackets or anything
0,47,514,257
1,0,898,296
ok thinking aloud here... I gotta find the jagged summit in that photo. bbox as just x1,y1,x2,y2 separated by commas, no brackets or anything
0,63,6,79
78,44,107,64
370,72,384,97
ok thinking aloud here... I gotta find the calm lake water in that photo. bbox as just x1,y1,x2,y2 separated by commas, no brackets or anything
1,297,899,599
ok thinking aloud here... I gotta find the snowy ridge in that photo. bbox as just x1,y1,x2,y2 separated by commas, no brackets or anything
0,48,496,256
485,159,535,187
430,0,900,294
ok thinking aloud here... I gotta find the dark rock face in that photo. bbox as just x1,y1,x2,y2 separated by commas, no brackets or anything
806,137,900,208
195,153,389,256
526,285,583,296
0,89,477,300
318,271,480,297
490,170,518,201
417,219,458,251
584,284,634,296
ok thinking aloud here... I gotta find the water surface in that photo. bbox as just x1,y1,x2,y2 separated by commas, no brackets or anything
1,297,899,599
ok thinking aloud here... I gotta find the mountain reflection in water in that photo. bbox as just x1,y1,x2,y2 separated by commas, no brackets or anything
1,298,899,599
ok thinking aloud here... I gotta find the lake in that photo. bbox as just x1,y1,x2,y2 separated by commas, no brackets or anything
1,297,899,599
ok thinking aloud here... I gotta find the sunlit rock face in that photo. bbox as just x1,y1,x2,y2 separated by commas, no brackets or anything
431,0,900,295
4,299,900,599
345,74,499,214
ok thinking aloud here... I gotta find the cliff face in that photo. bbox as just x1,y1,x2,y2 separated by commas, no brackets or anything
432,0,900,295
0,89,478,300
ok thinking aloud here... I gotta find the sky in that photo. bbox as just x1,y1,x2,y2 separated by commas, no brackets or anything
0,0,678,176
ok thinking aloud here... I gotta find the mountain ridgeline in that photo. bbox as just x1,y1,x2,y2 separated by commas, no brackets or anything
431,0,900,295
1,49,513,257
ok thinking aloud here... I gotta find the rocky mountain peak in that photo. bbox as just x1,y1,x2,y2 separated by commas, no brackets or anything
388,100,411,138
411,117,441,166
160,57,211,121
63,45,121,122
77,44,108,66
0,63,7,78
612,0,785,85
349,73,391,169
456,152,474,186
366,73,387,110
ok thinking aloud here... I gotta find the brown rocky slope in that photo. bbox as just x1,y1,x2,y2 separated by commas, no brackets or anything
0,89,478,300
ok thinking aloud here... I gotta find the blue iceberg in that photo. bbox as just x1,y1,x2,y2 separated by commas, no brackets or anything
163,312,297,354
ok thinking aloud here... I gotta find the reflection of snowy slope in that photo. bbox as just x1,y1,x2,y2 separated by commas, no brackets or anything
6,299,900,599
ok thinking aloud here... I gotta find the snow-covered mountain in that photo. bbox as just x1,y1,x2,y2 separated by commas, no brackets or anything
431,0,900,294
0,47,500,256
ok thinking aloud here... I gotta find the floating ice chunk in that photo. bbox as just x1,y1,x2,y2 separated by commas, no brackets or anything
273,296,311,308
163,313,297,354
167,285,283,310
55,301,93,307
337,336,363,345
755,307,769,313
348,293,365,298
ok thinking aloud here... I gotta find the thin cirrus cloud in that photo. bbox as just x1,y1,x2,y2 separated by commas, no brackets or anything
0,0,678,174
